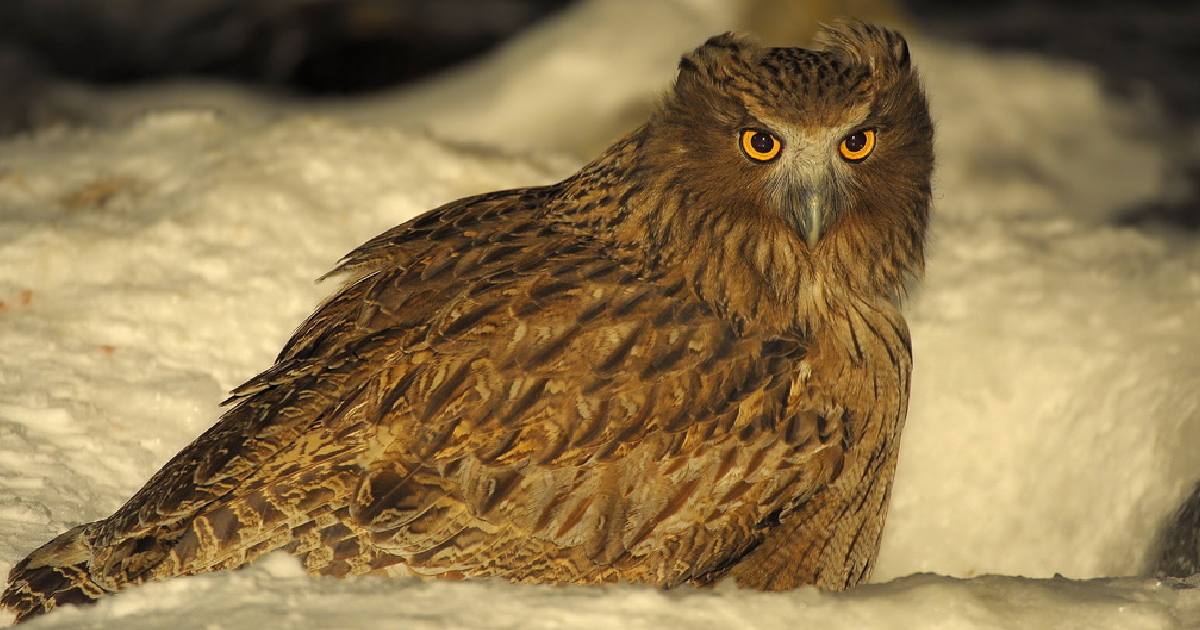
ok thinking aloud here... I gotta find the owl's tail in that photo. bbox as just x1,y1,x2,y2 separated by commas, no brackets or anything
1,523,107,624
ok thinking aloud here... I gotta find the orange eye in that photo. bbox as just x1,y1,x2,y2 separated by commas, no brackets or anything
740,129,782,162
839,129,876,162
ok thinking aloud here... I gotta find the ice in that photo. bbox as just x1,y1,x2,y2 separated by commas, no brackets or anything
2,0,1199,627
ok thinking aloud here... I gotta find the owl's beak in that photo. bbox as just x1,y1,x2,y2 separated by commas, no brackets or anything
798,189,826,248
775,144,836,248
783,183,832,249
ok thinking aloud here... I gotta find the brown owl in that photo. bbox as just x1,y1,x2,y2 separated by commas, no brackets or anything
2,20,932,623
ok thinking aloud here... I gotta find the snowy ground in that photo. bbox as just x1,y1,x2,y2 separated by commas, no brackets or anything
11,553,1199,630
2,0,1200,627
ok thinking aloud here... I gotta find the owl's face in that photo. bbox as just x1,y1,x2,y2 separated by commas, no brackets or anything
647,22,933,296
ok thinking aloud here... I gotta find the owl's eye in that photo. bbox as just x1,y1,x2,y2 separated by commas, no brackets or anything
838,129,876,162
740,129,782,162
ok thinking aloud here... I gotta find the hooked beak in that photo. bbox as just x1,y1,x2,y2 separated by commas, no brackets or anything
771,133,841,249
784,183,834,249
799,189,825,248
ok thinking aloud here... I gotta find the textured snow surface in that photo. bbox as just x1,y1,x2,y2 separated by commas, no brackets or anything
2,0,1200,627
11,553,1200,630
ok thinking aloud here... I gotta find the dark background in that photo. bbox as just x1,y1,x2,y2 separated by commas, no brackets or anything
0,0,573,94
0,1,1195,114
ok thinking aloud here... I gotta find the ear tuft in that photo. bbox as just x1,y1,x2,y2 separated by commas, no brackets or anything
701,32,746,52
814,20,912,77
677,31,754,75
675,31,757,96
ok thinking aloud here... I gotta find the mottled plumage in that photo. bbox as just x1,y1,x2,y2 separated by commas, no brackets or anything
3,20,932,623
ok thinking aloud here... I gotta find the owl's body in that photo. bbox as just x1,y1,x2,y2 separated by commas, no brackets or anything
2,21,932,623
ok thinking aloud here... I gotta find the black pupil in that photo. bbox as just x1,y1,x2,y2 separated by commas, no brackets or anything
844,131,867,152
750,132,775,154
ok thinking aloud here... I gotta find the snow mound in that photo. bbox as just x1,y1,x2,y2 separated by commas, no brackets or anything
875,42,1200,582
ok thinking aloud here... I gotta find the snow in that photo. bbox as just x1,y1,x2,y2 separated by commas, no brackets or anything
10,553,1199,630
877,45,1200,582
3,0,1200,627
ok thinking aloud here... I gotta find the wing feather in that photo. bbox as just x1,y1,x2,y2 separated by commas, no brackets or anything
85,185,842,588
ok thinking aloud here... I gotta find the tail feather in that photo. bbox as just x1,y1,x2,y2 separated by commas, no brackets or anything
1,524,108,624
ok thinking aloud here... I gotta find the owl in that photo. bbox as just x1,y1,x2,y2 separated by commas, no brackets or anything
2,20,932,623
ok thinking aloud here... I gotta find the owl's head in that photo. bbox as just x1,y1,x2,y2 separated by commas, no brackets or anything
635,21,933,310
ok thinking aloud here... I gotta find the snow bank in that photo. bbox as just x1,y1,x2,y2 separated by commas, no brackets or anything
2,1,1199,627
14,553,1200,630
876,43,1200,582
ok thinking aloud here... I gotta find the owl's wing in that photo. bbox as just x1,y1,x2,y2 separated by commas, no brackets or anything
320,223,843,585
89,186,847,587
336,247,847,585
84,187,554,581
